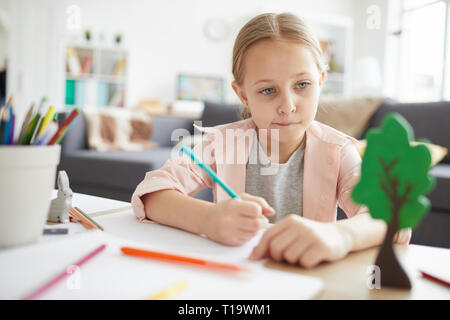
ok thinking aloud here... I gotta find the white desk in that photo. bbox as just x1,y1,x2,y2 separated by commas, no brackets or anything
0,192,323,300
1,192,449,300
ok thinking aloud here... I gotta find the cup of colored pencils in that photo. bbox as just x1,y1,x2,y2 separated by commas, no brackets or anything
0,96,80,146
0,96,80,248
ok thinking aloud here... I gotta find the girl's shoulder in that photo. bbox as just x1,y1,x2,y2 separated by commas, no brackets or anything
308,120,361,148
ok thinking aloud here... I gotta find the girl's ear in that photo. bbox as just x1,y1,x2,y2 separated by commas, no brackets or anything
231,81,249,107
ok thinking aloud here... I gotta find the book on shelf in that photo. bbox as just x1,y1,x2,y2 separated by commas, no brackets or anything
97,82,109,107
66,47,81,76
65,79,75,105
108,90,122,107
81,55,93,75
113,57,126,77
85,79,97,106
74,80,86,107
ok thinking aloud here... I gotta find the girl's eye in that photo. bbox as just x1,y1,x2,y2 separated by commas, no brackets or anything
260,88,275,95
296,82,310,89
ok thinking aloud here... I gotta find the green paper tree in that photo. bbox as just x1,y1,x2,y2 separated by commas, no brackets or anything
352,113,435,289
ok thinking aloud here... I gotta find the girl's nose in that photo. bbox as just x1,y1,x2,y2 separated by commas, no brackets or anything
277,93,297,114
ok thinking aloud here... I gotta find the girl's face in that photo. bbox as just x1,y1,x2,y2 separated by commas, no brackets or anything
232,38,324,144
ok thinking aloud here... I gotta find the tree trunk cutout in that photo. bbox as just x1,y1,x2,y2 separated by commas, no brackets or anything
376,157,412,289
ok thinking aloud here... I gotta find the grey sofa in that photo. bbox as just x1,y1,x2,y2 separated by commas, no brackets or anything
57,99,450,248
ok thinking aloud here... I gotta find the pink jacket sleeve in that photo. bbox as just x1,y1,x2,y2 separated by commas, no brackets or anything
337,140,364,218
131,134,216,223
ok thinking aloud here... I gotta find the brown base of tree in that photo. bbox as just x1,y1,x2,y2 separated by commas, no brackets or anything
375,241,412,289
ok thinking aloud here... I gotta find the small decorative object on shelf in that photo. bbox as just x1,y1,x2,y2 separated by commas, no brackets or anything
84,29,91,42
115,34,122,45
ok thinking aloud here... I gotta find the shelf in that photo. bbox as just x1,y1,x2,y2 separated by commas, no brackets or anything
66,73,127,84
65,41,127,53
65,43,128,108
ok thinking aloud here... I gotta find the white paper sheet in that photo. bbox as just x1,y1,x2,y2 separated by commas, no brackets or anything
1,210,323,300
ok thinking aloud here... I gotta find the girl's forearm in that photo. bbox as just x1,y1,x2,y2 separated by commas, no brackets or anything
336,211,387,252
142,189,214,236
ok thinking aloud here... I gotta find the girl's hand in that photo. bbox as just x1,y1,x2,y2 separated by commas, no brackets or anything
249,214,354,268
203,193,275,246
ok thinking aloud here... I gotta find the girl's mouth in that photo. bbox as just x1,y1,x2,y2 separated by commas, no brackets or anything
273,121,301,127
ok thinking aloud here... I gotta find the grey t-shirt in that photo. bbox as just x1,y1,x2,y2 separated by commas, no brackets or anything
245,135,305,223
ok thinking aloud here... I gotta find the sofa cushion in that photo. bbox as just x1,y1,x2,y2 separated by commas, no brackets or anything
316,95,385,138
429,164,450,212
365,100,450,163
356,139,448,167
200,101,242,127
83,107,158,151
151,116,195,148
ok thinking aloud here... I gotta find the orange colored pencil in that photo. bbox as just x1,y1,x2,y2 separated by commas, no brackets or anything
47,108,79,145
69,207,97,230
121,247,249,273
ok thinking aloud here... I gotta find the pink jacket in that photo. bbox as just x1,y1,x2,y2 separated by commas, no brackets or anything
131,118,364,223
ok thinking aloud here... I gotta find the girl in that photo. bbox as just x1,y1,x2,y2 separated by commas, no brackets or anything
131,13,411,268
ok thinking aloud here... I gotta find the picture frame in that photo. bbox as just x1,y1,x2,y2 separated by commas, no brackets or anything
176,73,225,103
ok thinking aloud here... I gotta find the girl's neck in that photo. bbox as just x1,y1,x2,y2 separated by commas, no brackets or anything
256,129,306,164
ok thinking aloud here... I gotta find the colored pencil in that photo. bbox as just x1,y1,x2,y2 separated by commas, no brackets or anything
420,270,450,288
74,206,104,231
24,244,106,300
121,247,249,273
29,98,48,144
17,103,35,143
69,207,97,230
34,121,58,146
8,112,15,145
21,100,46,145
180,144,239,199
37,105,55,136
47,108,79,145
145,280,188,300
0,106,5,143
2,106,12,145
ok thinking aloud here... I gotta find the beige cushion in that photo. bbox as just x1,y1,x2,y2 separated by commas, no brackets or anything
316,95,385,138
356,140,448,167
83,107,158,151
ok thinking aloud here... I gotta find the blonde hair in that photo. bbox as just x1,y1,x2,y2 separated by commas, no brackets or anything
232,13,327,119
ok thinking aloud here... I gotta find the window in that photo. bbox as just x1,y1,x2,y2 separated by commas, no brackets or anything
397,0,449,101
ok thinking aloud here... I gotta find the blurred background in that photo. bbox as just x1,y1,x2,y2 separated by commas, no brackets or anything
0,0,448,120
1,0,449,248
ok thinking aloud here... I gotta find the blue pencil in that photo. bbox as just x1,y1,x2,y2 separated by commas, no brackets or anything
2,106,11,145
180,144,239,199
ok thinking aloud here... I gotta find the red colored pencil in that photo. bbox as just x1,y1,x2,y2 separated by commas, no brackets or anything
47,108,79,145
420,270,450,288
24,244,106,300
121,246,249,273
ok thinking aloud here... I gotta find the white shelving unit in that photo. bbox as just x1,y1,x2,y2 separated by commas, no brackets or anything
303,14,353,96
64,42,128,109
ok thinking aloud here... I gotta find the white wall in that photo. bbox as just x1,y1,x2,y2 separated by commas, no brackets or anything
5,0,388,120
